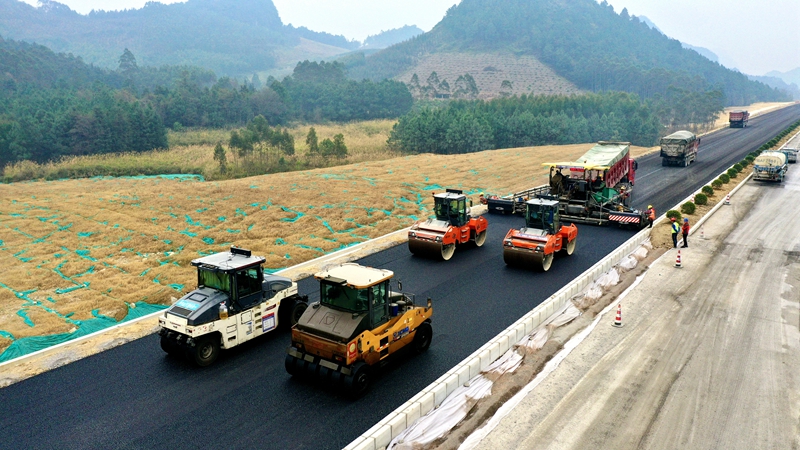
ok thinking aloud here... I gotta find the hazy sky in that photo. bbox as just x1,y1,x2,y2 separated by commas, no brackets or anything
18,0,800,75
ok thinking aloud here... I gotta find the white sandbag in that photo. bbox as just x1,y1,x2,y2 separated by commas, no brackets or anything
549,303,581,328
595,268,620,289
632,246,649,261
525,327,551,350
584,284,604,301
617,255,638,272
484,348,524,375
389,376,494,449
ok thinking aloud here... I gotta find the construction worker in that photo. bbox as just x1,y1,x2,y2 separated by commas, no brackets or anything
670,217,680,248
619,186,630,204
646,205,656,228
551,169,564,195
681,217,690,248
479,192,487,205
592,174,604,190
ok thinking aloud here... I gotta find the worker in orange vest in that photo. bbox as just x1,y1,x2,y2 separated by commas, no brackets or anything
646,205,656,228
681,217,690,248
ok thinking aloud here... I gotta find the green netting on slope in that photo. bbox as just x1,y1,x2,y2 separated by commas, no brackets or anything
0,302,167,363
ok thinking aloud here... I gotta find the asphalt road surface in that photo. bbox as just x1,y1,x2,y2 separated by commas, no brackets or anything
1,105,799,450
472,144,800,450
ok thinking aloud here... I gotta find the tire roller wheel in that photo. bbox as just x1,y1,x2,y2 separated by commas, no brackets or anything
441,243,455,260
473,230,487,247
540,253,554,272
562,238,576,256
291,301,308,326
191,336,219,367
160,334,178,355
408,238,455,261
412,322,432,354
345,362,371,397
285,354,300,376
503,247,552,272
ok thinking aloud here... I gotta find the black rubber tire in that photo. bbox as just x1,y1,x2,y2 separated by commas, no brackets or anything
285,353,299,376
412,321,432,354
191,336,220,367
278,297,295,329
346,362,371,398
160,334,177,355
291,301,308,326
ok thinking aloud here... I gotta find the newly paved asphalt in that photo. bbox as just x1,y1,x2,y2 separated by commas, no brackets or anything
1,105,798,450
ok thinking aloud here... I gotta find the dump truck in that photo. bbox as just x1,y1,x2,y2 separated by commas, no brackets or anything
285,263,433,396
488,141,647,228
729,110,750,128
753,151,788,182
408,189,488,260
158,246,308,366
660,130,700,167
503,198,578,271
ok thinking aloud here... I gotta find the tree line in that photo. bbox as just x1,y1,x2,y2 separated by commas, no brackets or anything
388,92,661,154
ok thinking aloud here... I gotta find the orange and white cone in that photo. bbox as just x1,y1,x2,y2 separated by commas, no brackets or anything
675,249,682,268
724,194,730,205
612,304,623,327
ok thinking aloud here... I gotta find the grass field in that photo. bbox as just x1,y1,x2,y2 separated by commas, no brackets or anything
2,120,400,183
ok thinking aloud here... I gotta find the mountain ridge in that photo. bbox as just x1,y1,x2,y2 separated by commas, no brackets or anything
0,0,354,76
343,0,786,105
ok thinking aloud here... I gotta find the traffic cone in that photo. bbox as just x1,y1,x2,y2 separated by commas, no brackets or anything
612,304,623,327
724,194,730,205
675,249,682,268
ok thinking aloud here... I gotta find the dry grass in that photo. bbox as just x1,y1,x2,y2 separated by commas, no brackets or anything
0,142,651,351
395,52,583,99
2,120,399,183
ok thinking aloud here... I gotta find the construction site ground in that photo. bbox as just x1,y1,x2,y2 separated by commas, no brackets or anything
439,155,800,449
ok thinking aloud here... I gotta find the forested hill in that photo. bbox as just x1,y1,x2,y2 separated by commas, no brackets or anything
345,0,788,106
0,36,411,168
0,0,357,76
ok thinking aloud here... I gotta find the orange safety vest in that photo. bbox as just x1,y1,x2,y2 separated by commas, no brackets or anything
647,208,655,220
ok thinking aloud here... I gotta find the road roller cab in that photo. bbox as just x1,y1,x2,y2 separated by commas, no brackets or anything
158,246,307,366
408,188,489,260
285,263,433,396
503,199,578,271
